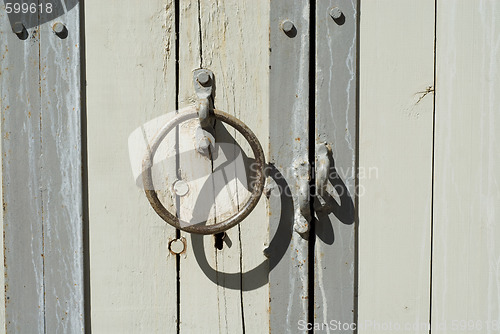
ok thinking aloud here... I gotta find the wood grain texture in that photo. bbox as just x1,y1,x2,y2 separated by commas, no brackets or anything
178,1,270,333
39,5,85,332
314,0,357,329
0,11,44,332
85,1,177,332
431,1,500,332
269,1,311,332
358,1,435,332
1,4,85,332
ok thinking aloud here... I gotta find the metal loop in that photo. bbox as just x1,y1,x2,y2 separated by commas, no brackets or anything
142,108,266,235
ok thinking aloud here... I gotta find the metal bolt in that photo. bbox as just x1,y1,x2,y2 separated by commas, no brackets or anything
329,7,342,20
173,179,189,197
281,20,294,34
169,238,186,255
197,72,210,86
12,22,25,34
52,22,65,34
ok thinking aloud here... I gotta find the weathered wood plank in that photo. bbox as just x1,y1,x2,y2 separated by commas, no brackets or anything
358,1,435,333
314,0,357,330
0,9,44,332
269,1,311,333
431,1,500,332
1,3,85,332
178,1,270,332
85,1,178,332
39,4,85,332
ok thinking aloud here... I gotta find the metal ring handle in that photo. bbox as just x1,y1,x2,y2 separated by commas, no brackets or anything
142,108,266,235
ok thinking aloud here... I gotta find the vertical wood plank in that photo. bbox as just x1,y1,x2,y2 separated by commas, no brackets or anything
176,3,221,333
314,0,357,329
269,1,311,333
1,2,85,332
432,1,500,332
0,9,44,333
85,1,178,332
358,1,435,332
178,1,270,333
39,4,85,332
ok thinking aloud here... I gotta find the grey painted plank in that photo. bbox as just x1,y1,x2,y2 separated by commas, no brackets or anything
269,1,311,333
0,9,45,333
314,0,357,330
39,5,84,333
0,3,84,332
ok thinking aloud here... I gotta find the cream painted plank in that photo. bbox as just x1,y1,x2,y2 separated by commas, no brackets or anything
431,1,500,332
358,1,435,333
176,3,223,334
178,1,270,332
199,2,270,333
85,1,178,333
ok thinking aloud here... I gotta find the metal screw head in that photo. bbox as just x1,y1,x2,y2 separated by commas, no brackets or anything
281,20,294,34
52,22,65,34
329,7,342,20
12,22,25,34
197,72,210,86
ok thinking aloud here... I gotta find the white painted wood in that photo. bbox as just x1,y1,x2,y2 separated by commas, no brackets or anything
358,1,435,333
85,1,178,332
431,1,500,332
177,1,270,332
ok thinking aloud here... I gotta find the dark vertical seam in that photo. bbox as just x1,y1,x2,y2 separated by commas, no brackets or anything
174,1,181,333
428,1,438,333
238,224,246,333
79,0,92,332
353,0,361,333
197,0,203,68
307,1,316,333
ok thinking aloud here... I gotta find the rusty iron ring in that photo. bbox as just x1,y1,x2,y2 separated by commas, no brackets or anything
142,108,266,235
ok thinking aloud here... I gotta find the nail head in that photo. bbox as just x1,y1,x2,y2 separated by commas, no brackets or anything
197,72,210,85
52,22,65,34
281,20,294,34
329,7,342,20
13,22,24,34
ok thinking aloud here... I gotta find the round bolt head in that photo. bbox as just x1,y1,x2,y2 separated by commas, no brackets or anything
281,20,294,33
52,22,65,34
329,7,342,20
173,179,189,197
169,238,186,255
197,72,210,85
13,22,24,34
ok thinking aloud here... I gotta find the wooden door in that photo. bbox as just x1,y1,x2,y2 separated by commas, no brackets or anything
83,0,357,333
2,1,500,334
